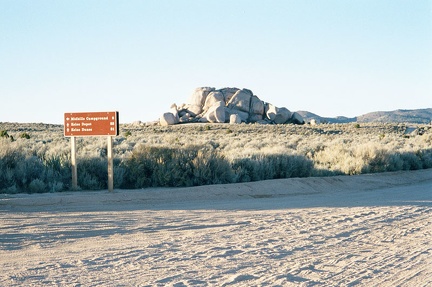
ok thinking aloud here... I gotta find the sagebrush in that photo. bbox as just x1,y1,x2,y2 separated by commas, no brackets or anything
0,122,431,193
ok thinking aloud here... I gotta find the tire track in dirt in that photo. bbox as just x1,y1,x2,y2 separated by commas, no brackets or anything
1,205,431,286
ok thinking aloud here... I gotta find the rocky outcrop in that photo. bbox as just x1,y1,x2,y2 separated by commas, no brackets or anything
187,87,215,116
160,87,304,126
160,104,180,126
229,114,242,124
201,101,226,123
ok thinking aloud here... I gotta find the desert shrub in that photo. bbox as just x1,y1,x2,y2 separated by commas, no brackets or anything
28,178,47,193
312,139,432,175
231,154,314,182
0,169,16,192
0,142,25,170
190,149,234,185
20,132,31,139
0,130,9,138
1,122,431,193
0,153,69,193
15,156,45,187
122,145,234,188
121,147,155,188
0,139,70,193
0,143,25,192
113,162,126,188
77,157,108,190
311,167,344,177
0,130,14,141
231,158,258,182
42,155,70,191
399,152,423,170
362,149,403,173
417,149,432,169
312,144,358,174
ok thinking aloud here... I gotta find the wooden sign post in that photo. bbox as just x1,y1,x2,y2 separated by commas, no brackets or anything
107,135,114,192
71,136,78,190
64,111,119,192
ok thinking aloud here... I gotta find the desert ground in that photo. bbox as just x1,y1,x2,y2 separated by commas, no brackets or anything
1,169,431,286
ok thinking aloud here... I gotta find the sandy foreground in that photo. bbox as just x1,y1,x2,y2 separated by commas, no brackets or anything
1,170,431,287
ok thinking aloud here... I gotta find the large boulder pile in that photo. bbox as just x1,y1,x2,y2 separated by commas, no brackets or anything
160,87,304,126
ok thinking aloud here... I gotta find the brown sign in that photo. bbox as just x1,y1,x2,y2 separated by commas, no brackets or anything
64,111,119,136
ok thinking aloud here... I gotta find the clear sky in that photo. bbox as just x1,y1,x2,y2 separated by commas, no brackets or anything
1,0,431,124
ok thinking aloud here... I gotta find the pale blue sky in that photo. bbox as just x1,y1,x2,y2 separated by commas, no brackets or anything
1,0,431,123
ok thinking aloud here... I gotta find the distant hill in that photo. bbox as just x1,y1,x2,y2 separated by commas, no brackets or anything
357,109,432,124
297,108,432,124
296,111,357,124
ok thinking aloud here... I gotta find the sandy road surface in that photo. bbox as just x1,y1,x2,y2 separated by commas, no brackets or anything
1,169,431,286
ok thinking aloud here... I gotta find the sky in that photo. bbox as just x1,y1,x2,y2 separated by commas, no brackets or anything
1,0,431,124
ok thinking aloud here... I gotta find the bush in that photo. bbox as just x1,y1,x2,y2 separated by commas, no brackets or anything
418,149,432,169
77,157,108,190
122,145,234,188
0,130,9,138
29,178,47,193
232,154,313,182
0,130,13,142
0,143,70,193
20,132,31,139
191,150,234,185
1,122,431,193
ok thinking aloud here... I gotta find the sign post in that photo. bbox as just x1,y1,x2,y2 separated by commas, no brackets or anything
64,111,119,192
71,136,78,190
107,136,114,192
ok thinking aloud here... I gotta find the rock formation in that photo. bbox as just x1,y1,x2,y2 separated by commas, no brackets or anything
160,87,304,126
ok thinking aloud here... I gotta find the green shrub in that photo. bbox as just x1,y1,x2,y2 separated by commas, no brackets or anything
20,132,31,139
0,130,9,138
0,130,14,141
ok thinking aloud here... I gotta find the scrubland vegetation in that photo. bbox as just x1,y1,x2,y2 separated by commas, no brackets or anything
0,122,431,193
